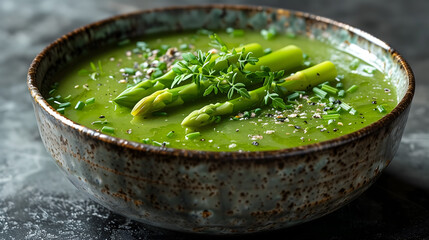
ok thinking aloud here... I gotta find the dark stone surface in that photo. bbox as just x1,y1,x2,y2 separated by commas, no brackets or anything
1,0,428,239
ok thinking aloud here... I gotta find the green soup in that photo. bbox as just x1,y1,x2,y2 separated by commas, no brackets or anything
48,31,396,151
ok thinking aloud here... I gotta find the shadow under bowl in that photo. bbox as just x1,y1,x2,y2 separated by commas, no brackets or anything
27,5,415,234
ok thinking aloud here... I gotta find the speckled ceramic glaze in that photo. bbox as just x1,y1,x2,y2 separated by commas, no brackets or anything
28,5,414,234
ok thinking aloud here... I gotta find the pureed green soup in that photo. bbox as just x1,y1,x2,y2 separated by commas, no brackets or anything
48,30,396,151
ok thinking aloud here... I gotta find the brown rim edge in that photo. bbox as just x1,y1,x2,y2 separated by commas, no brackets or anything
27,4,415,162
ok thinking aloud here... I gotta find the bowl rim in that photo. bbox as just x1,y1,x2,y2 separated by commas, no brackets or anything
27,4,415,161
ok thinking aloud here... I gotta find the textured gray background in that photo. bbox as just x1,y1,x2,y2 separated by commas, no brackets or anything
1,0,428,239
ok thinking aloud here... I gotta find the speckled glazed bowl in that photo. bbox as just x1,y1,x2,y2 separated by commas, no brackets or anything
28,5,414,234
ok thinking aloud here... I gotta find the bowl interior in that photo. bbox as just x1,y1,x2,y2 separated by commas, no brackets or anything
28,5,414,157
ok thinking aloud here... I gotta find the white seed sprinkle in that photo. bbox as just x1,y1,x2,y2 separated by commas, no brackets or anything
312,113,321,119
229,143,237,149
248,134,263,140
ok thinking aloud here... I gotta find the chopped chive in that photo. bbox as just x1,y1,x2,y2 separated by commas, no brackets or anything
336,75,345,81
377,105,386,113
136,41,148,49
263,48,272,55
140,62,149,69
327,110,339,114
152,141,163,147
338,89,345,97
180,43,189,50
243,111,250,118
286,32,296,39
254,108,262,116
101,126,115,134
90,62,97,72
226,27,245,37
49,89,56,95
260,28,277,40
78,69,89,76
75,101,85,110
47,97,54,101
309,96,320,102
167,131,175,138
323,114,340,120
58,102,71,108
185,132,201,140
335,106,342,112
123,68,136,75
303,53,309,60
54,95,62,100
336,82,343,88
318,81,330,87
321,84,339,94
349,108,357,115
152,111,167,116
303,61,311,67
57,108,65,114
287,92,300,101
142,138,152,144
346,85,358,93
151,69,163,79
313,87,328,99
340,102,352,111
63,95,72,101
158,62,167,71
349,59,360,70
85,97,95,105
363,67,375,74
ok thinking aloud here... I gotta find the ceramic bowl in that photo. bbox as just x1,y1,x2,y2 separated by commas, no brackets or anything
27,5,414,234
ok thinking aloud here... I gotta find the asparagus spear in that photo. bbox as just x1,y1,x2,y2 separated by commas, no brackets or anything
131,45,304,116
113,43,264,108
181,61,337,128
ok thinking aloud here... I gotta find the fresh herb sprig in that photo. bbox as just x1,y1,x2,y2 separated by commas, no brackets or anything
246,66,286,109
78,60,103,80
171,50,215,88
171,34,260,100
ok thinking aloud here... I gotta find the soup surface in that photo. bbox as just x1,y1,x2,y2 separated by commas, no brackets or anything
48,31,396,151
